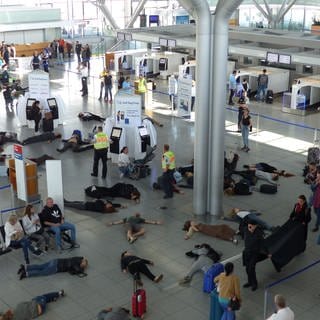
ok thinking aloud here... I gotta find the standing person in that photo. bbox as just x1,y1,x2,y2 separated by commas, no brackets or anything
168,74,177,108
66,41,72,59
122,76,131,91
40,197,77,251
41,48,50,73
311,170,320,232
121,251,163,286
4,213,42,264
228,70,237,105
104,71,113,103
241,108,252,152
83,44,91,69
98,68,107,100
22,204,50,252
57,38,64,64
242,78,249,99
161,144,176,199
242,220,266,291
75,40,82,64
191,80,196,112
91,126,109,179
266,294,294,320
137,74,147,109
256,69,268,102
214,262,241,320
118,72,125,90
30,100,42,134
2,45,10,67
237,97,248,132
0,290,65,320
31,51,41,70
80,62,88,97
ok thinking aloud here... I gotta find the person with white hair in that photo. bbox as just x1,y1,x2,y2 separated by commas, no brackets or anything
266,294,294,320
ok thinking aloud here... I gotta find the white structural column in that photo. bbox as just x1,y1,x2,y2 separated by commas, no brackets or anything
178,0,211,215
209,0,244,216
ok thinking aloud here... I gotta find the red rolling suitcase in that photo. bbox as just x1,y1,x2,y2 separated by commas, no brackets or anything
131,279,146,318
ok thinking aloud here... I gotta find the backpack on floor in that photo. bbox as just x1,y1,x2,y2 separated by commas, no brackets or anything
203,263,224,293
260,184,277,194
234,179,252,195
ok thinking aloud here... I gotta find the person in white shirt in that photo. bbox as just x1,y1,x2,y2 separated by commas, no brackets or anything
22,204,50,252
118,146,133,179
80,62,88,97
267,294,294,320
4,213,42,264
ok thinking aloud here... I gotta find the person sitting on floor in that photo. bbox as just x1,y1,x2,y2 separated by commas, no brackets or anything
78,112,105,122
17,256,88,280
85,183,140,203
4,213,42,264
22,204,51,252
97,307,131,320
107,213,162,243
40,197,77,251
179,243,222,286
22,132,62,145
118,146,134,178
0,290,65,320
182,220,238,244
121,251,163,286
64,198,126,213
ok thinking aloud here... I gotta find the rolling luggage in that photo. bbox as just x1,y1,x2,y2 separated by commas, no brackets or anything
203,263,224,293
210,289,223,320
260,184,277,194
265,90,273,104
42,118,54,132
307,147,320,164
132,278,146,318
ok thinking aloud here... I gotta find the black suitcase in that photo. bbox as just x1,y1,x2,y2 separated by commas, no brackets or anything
260,184,277,194
42,118,54,132
265,90,273,104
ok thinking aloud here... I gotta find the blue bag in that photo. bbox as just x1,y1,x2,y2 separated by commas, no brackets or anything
203,263,224,293
209,289,223,320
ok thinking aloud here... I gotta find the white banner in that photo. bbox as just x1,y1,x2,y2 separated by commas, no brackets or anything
46,160,64,212
13,144,27,202
28,70,50,98
177,77,192,117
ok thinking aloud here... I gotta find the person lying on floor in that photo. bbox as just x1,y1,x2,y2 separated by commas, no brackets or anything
64,198,126,213
179,243,222,286
107,213,162,243
78,112,105,122
85,183,141,203
182,220,238,244
242,162,295,177
17,256,88,280
0,290,65,320
233,168,279,186
0,131,20,146
56,131,89,153
97,307,131,320
22,132,62,145
121,250,163,286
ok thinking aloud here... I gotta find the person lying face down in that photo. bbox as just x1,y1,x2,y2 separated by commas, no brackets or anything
78,112,105,122
64,198,126,213
22,132,62,145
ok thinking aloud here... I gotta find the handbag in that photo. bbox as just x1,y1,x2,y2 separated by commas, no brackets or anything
228,297,241,311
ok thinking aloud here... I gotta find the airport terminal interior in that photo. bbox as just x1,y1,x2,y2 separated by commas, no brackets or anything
1,1,320,320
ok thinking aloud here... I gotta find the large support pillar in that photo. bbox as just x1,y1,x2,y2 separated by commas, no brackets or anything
209,0,244,216
178,0,211,215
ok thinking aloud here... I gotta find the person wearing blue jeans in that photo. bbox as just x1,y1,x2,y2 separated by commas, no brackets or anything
0,290,65,320
256,69,268,101
240,109,252,152
40,197,77,250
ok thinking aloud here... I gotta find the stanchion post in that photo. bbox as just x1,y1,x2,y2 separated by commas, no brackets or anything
263,289,268,320
314,128,318,144
256,113,260,136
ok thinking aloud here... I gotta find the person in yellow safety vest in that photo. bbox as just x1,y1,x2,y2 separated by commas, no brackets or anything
161,144,176,199
137,74,147,109
98,68,108,100
91,126,109,179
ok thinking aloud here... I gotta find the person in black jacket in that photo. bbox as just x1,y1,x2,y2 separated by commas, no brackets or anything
40,197,77,251
64,198,125,213
22,132,62,145
85,183,140,202
17,256,88,280
78,112,105,122
242,220,267,291
120,251,163,286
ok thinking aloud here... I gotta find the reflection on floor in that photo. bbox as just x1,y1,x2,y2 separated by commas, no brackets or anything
0,57,320,320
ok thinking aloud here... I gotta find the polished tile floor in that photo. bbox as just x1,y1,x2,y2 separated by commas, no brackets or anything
0,57,320,320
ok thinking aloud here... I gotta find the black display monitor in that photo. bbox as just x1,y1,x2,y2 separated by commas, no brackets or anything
111,127,122,139
159,58,168,71
266,52,279,63
47,98,59,120
26,98,36,120
138,126,149,137
27,98,36,107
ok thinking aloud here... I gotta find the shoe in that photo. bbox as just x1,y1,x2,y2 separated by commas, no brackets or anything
98,97,102,100
17,264,25,275
19,269,27,280
120,173,124,179
81,94,88,97
32,249,43,257
129,237,137,244
245,147,250,152
91,173,97,177
243,283,251,288
56,149,62,153
232,238,238,245
251,285,258,291
163,195,173,199
154,274,163,283
241,146,246,150
179,277,191,286
59,289,65,297
312,227,319,232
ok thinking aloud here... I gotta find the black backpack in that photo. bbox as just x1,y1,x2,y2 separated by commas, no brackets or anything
234,179,252,195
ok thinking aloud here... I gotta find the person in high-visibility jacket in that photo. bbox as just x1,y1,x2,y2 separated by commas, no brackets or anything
137,74,147,109
161,144,176,199
91,126,109,179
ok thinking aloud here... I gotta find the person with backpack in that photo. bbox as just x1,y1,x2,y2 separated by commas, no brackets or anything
31,51,41,70
179,243,221,286
256,69,268,102
30,100,42,133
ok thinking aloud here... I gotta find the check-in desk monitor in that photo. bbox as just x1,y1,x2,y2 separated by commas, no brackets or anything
110,127,123,154
138,125,150,153
47,98,59,120
159,58,168,71
26,98,36,120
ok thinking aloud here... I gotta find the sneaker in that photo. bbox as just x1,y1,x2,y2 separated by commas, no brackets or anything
90,173,97,177
17,264,25,275
245,147,250,152
19,269,27,280
154,274,163,283
243,283,251,288
241,146,246,150
179,277,191,286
